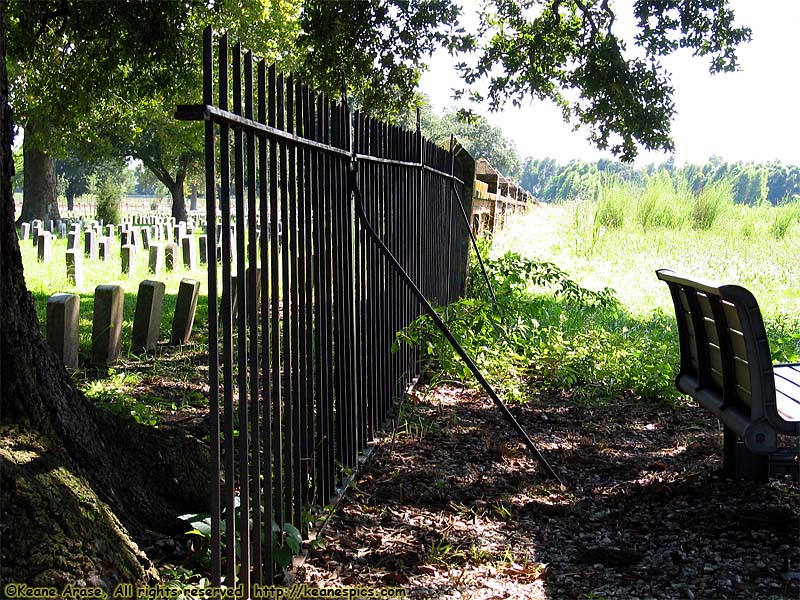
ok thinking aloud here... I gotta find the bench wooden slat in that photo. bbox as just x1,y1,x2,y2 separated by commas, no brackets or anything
776,364,800,422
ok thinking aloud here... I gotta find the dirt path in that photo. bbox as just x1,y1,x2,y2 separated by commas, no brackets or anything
300,385,799,599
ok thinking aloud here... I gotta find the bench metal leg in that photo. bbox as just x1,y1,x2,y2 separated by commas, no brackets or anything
723,427,768,482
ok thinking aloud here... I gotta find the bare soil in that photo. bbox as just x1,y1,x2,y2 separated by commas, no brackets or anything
299,385,800,600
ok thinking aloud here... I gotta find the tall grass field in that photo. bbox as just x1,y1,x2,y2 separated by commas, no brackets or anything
495,178,800,319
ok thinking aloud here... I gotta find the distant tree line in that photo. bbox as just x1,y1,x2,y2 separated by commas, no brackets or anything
521,156,800,205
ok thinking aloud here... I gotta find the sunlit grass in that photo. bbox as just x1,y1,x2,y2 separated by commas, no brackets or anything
495,200,800,319
19,233,210,355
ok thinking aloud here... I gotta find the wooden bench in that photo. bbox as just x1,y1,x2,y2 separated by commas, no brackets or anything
656,269,800,481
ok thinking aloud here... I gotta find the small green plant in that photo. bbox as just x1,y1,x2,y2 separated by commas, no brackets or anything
398,248,679,404
636,172,686,230
160,565,209,598
83,370,160,425
180,503,304,575
768,202,798,239
427,539,465,565
596,179,632,229
468,544,489,564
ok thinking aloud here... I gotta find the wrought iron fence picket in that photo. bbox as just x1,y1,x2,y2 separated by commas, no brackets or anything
180,28,472,587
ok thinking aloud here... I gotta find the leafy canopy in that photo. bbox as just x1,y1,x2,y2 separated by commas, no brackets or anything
7,0,752,167
456,0,751,161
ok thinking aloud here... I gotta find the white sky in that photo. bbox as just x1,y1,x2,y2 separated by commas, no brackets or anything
419,0,800,167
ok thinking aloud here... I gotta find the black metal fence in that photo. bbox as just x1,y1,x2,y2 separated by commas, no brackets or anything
177,28,470,586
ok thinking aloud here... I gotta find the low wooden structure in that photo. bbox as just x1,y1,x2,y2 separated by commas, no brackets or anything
471,158,533,236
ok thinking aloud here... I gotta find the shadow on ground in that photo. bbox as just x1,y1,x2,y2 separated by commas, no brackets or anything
301,385,800,600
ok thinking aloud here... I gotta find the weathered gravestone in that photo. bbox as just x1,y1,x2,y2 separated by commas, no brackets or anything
141,227,153,251
148,243,164,275
84,229,98,260
46,293,80,369
98,237,112,261
198,234,208,265
20,222,30,241
121,244,136,274
230,268,262,320
181,235,197,270
91,284,124,366
65,249,83,287
164,242,179,272
171,279,200,345
37,232,52,263
131,280,165,354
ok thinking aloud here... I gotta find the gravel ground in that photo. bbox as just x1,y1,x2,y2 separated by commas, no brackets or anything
300,385,800,599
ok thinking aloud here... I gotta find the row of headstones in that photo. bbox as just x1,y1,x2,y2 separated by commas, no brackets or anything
46,278,201,369
22,219,201,249
23,219,279,275
21,215,198,235
61,235,215,286
21,216,280,247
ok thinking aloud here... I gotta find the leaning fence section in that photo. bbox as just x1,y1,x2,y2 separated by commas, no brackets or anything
177,28,469,587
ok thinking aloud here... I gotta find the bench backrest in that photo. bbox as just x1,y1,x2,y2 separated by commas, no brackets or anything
656,270,791,439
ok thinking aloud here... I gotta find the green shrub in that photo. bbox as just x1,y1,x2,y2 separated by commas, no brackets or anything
769,201,799,239
400,249,681,404
95,176,122,225
596,181,633,229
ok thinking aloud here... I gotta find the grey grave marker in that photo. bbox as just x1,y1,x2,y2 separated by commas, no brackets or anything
198,234,208,264
98,237,112,261
131,280,166,354
84,229,98,260
91,284,124,366
65,250,83,287
46,293,80,369
171,279,200,345
37,232,52,263
148,243,164,274
181,235,197,270
164,242,179,272
121,244,136,274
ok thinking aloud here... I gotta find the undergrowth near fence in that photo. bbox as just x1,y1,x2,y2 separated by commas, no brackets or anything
398,245,683,405
401,211,800,406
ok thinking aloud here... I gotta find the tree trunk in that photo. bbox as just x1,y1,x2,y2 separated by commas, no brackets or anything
18,121,60,224
66,189,75,211
190,182,198,212
169,175,187,223
1,7,209,589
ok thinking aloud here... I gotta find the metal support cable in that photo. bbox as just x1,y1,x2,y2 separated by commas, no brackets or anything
347,163,562,485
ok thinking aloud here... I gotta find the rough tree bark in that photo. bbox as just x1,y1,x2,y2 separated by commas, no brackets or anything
167,175,188,223
0,5,210,590
17,120,60,224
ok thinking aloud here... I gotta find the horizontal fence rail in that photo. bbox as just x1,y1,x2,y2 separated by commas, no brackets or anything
177,28,470,587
